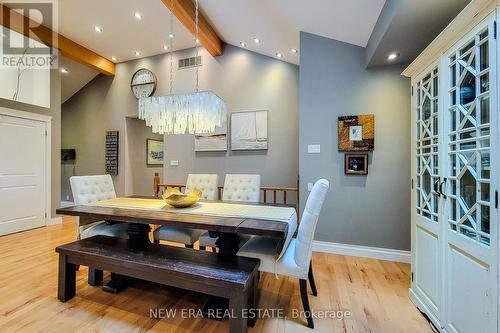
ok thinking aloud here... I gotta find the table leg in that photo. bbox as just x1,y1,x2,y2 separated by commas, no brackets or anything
203,232,247,322
103,223,151,294
229,293,248,333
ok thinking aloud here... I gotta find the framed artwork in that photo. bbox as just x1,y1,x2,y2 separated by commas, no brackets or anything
195,116,228,152
146,139,164,166
338,115,374,151
345,154,368,175
231,110,268,150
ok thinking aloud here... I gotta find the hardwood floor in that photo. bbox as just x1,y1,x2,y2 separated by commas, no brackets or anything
0,217,432,333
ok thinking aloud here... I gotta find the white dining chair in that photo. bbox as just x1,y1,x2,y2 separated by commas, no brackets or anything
153,174,218,248
70,175,129,240
198,174,261,250
237,179,329,329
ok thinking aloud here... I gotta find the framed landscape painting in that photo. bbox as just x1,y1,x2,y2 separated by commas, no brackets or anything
231,111,268,150
146,139,164,166
195,116,228,152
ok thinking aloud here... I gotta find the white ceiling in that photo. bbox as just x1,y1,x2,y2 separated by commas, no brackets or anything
60,56,98,103
56,0,195,63
200,0,386,64
55,0,386,66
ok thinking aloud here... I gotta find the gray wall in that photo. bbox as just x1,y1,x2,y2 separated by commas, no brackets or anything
299,32,411,250
0,67,61,217
62,44,299,198
163,46,299,188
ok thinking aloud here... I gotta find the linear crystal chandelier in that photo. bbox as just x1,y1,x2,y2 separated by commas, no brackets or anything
138,0,227,135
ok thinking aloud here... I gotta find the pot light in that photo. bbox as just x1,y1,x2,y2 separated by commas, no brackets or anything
163,45,168,50
253,37,261,44
240,42,246,47
60,68,68,74
196,38,200,44
291,48,298,53
134,12,142,20
111,56,117,61
94,25,103,33
135,51,141,56
276,52,283,58
387,52,400,61
168,32,174,38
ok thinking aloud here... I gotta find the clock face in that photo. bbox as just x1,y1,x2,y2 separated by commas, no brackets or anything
131,68,156,99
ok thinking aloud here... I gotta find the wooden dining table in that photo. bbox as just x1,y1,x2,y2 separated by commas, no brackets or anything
56,196,295,256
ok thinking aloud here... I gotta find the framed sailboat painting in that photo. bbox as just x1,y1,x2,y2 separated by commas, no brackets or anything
230,111,268,150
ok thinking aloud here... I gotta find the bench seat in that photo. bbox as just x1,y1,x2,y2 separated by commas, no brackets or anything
56,235,260,333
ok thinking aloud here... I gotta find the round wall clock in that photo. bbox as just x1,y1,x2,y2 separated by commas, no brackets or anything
131,68,157,99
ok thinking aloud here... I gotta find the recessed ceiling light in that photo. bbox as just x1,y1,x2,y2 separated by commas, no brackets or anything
111,56,117,61
163,45,168,50
253,37,261,44
276,52,283,58
240,42,246,47
168,32,174,38
387,52,400,61
60,68,68,74
290,48,298,54
94,25,103,33
135,51,141,56
134,12,142,20
195,38,200,44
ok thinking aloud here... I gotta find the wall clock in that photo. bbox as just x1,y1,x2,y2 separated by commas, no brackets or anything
131,68,157,99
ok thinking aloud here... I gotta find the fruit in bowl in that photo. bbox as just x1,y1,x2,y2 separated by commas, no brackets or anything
162,188,201,208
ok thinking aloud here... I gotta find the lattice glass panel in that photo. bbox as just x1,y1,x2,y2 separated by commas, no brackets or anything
416,67,439,223
447,26,492,246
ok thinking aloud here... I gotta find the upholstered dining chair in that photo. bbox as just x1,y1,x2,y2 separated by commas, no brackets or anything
237,179,329,329
70,175,129,240
153,174,218,248
198,174,261,251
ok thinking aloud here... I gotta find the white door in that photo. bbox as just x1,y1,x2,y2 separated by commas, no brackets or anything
443,14,497,333
411,64,442,326
0,114,47,236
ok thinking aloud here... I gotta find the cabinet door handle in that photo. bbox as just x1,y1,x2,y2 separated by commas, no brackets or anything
434,178,441,197
439,179,447,199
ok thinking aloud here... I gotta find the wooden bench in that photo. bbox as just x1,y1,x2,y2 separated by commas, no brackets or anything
56,235,260,333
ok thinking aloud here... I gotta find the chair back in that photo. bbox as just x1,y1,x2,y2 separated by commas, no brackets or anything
70,175,116,205
185,174,219,200
294,179,329,269
222,174,261,203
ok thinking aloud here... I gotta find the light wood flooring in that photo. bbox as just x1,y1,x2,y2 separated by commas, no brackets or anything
0,217,432,333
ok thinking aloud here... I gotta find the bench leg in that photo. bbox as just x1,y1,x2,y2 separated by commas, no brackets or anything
247,273,259,327
229,293,248,333
57,254,76,302
88,267,103,286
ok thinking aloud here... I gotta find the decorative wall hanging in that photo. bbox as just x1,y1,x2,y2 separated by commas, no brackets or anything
345,154,368,175
146,139,164,166
138,0,227,135
231,111,268,150
105,131,119,175
195,115,228,151
338,115,375,151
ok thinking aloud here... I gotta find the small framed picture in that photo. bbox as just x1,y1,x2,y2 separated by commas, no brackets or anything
345,154,368,175
349,125,363,141
146,139,164,166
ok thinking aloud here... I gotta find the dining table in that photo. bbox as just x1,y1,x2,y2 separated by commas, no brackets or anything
56,196,298,300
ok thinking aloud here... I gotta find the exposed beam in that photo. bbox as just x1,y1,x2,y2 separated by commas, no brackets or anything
0,4,115,76
161,0,223,57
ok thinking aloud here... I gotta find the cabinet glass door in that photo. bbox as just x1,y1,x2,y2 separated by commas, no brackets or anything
444,16,497,333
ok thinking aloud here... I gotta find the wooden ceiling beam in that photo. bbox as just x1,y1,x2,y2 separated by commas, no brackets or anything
0,4,115,76
161,0,223,57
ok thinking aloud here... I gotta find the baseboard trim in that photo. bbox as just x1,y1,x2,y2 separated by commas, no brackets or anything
312,240,411,263
48,217,63,226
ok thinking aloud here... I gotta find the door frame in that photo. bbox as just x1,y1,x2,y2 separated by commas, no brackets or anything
0,107,52,226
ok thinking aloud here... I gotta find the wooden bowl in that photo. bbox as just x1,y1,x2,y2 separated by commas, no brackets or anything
162,188,201,208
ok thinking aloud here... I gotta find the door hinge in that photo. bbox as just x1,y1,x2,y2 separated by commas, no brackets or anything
411,178,414,189
45,212,47,218
45,130,47,136
494,21,497,39
495,190,498,209
411,86,414,96
411,272,414,282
